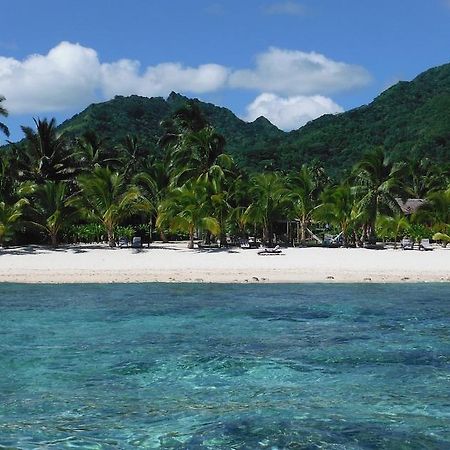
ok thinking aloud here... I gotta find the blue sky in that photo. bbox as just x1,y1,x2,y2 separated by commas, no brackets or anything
1,0,450,142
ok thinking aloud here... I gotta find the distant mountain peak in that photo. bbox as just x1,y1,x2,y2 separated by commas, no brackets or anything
252,116,275,126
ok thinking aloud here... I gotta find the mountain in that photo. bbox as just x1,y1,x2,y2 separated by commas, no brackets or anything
59,92,284,168
53,62,450,174
284,62,450,173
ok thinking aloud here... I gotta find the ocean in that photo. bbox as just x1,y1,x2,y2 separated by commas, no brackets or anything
1,283,449,449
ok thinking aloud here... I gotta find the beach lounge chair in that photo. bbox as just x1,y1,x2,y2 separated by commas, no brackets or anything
197,241,219,249
323,234,341,248
258,245,283,255
419,238,433,251
118,237,128,248
401,237,413,250
131,236,142,248
240,239,250,249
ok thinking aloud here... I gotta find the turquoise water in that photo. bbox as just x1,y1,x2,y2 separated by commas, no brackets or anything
0,284,449,449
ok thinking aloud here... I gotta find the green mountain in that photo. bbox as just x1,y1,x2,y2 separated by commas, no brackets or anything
59,92,284,168
285,62,450,172
57,62,450,174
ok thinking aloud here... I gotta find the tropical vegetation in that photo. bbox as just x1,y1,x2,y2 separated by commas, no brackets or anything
0,83,449,249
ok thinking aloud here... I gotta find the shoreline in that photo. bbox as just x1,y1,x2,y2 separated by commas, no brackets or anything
0,242,449,284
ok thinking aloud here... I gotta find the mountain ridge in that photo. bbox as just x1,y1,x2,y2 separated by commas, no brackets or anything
19,61,450,174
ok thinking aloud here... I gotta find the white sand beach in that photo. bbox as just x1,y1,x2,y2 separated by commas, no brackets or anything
0,242,449,283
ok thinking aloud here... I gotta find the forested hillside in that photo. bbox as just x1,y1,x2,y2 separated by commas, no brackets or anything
284,63,450,172
54,63,450,175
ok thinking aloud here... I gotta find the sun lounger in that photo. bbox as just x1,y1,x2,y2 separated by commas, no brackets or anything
401,238,413,250
197,242,219,249
258,245,283,255
131,236,142,248
118,237,128,248
240,239,259,249
419,238,433,251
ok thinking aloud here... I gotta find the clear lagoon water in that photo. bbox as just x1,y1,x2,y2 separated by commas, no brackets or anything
0,283,449,449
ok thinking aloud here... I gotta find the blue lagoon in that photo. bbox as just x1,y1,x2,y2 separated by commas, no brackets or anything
1,283,449,449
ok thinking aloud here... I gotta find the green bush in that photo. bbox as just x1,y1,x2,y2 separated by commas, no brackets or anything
115,225,135,240
67,223,106,243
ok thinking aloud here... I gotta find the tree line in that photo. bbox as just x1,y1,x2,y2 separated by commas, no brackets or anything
0,98,449,248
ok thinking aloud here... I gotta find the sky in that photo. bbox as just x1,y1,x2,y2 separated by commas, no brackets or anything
1,0,450,142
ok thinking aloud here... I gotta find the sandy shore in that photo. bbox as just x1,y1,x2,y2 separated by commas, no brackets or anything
0,242,449,283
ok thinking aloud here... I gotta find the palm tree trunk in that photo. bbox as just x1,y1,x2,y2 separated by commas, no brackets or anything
50,233,58,247
107,227,115,247
300,217,306,244
268,221,273,246
188,227,195,249
342,224,347,247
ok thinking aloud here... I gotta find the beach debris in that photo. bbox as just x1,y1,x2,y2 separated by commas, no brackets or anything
252,276,259,282
326,276,335,280
401,277,410,281
364,277,372,281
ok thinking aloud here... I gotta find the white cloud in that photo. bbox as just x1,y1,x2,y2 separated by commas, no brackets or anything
263,1,305,16
244,93,343,130
0,42,370,118
0,42,101,114
0,41,229,114
101,61,229,98
229,47,371,96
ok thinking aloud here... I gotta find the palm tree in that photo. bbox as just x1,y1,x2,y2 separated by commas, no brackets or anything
375,214,410,248
15,118,79,182
404,158,447,198
159,101,208,149
73,167,151,246
0,198,28,246
133,157,172,242
227,176,252,239
352,147,405,242
75,131,107,171
28,181,77,246
245,172,289,246
0,168,31,246
315,184,360,247
413,187,450,232
117,135,149,180
0,96,10,139
288,165,325,244
159,103,231,186
169,126,231,185
157,179,220,249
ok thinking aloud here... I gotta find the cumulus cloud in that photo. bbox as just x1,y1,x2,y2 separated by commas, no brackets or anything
263,1,305,16
0,42,101,114
229,47,371,96
0,42,370,118
244,93,343,130
101,61,229,98
0,41,229,114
